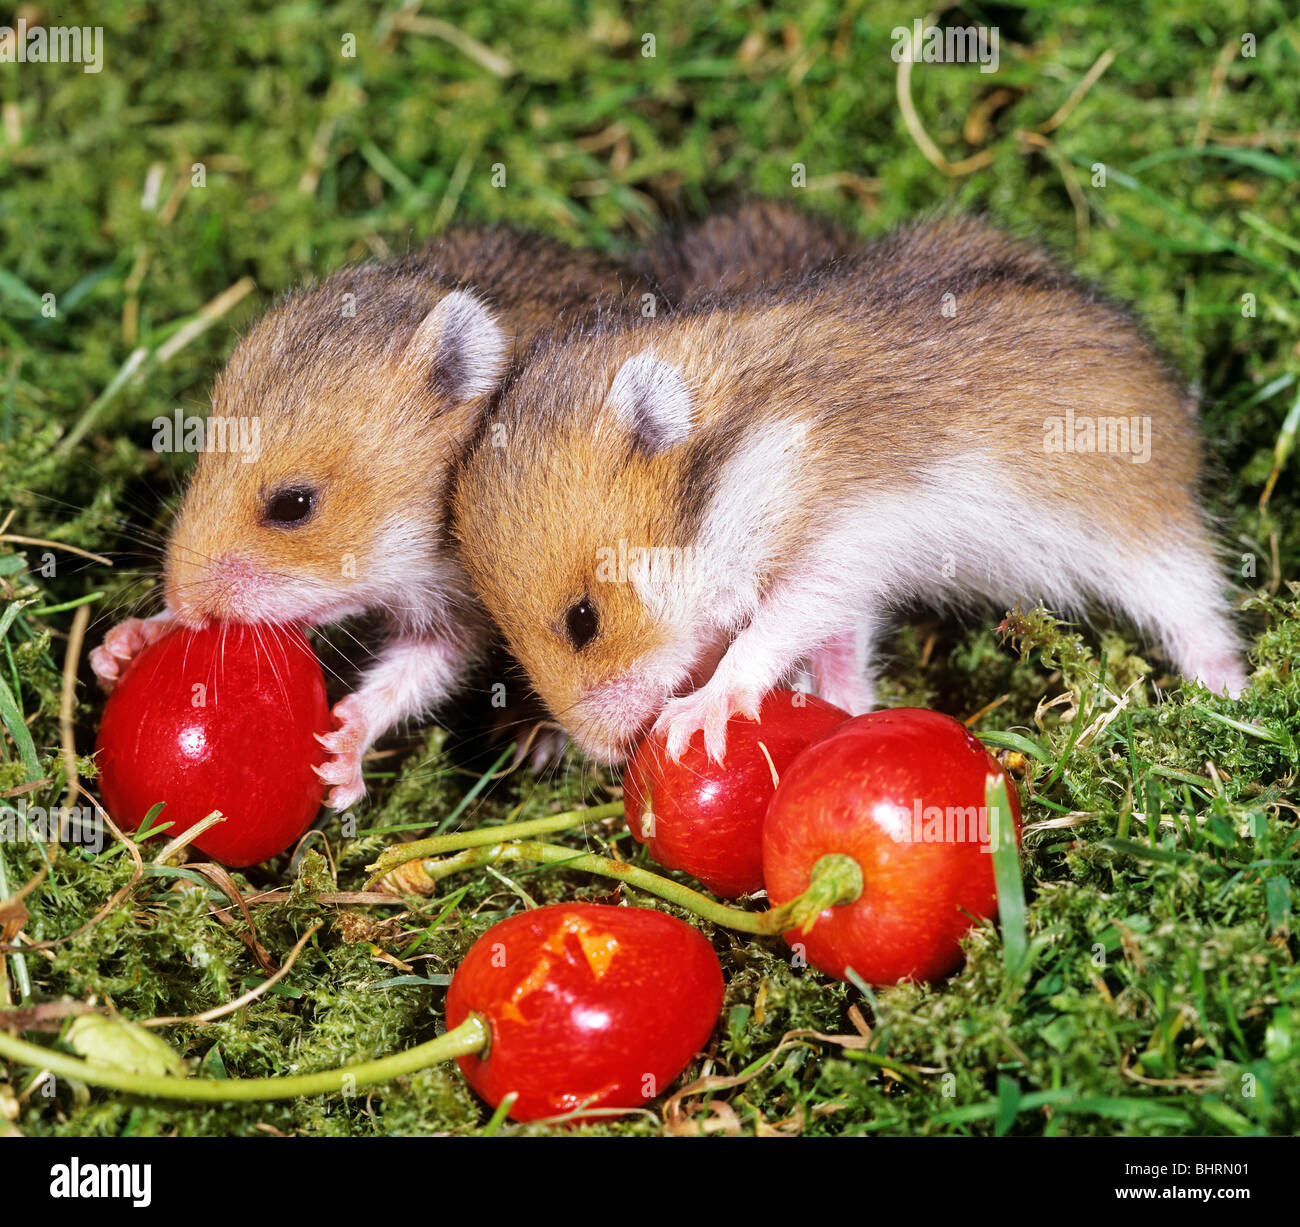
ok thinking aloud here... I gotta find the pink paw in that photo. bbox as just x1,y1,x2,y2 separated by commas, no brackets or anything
654,682,760,765
1191,657,1248,700
313,694,374,810
89,614,176,690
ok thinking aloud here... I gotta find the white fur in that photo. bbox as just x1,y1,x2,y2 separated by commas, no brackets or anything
411,289,507,401
607,351,695,449
192,514,467,635
607,419,811,757
631,417,809,634
362,516,476,635
649,450,1245,760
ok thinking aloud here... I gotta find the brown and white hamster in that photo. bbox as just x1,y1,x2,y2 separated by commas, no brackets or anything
91,228,641,807
451,215,1247,765
90,205,845,804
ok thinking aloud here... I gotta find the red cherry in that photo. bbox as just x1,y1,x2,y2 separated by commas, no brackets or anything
622,690,849,897
95,623,329,867
762,708,1021,984
445,903,723,1122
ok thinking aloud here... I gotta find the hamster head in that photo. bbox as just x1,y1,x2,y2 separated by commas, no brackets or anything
165,276,507,631
455,348,741,763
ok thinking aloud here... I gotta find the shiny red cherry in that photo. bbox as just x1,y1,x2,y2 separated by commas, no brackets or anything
445,903,723,1122
623,690,850,896
95,622,329,867
763,708,1021,984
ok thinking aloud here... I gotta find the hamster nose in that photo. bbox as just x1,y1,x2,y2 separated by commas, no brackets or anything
166,553,266,625
162,570,215,627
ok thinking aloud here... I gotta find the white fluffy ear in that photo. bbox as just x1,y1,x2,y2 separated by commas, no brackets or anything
607,350,694,451
409,290,507,402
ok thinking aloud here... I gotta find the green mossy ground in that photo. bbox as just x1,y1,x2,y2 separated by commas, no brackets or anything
1,1,1297,1136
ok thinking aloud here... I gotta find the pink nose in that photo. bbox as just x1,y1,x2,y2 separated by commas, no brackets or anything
169,554,267,624
578,675,666,759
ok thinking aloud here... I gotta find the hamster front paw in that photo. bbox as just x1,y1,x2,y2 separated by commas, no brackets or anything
655,680,761,765
313,694,375,810
312,634,475,810
89,612,178,690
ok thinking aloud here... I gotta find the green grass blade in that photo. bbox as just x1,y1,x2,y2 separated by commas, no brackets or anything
988,773,1027,977
0,668,41,781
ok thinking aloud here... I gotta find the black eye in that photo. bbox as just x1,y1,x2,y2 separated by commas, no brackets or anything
264,486,316,527
565,597,599,649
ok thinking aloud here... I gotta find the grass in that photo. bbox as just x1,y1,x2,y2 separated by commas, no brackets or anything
1,0,1298,1136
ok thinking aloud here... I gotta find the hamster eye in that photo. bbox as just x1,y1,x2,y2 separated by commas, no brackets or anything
263,486,316,527
564,597,599,650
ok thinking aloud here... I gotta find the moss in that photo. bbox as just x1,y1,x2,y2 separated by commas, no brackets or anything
2,0,1297,1135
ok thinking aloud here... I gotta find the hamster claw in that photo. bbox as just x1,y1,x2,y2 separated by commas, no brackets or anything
313,726,357,755
90,613,177,690
88,644,122,688
313,758,366,810
329,779,366,811
314,695,374,809
656,683,759,765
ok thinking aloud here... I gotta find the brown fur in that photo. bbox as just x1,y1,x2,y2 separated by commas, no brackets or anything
164,205,848,636
164,228,642,627
633,199,853,307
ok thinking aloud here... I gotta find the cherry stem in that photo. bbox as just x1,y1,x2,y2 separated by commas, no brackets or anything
365,801,623,886
416,841,863,936
784,855,865,934
0,1014,490,1102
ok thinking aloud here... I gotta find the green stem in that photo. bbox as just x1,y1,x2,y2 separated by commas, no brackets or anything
366,802,623,884
0,1014,489,1102
26,592,105,616
419,841,863,936
783,854,865,934
436,745,516,835
0,845,32,1002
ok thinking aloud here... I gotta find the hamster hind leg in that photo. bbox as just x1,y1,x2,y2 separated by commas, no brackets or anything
811,625,877,714
1085,543,1247,697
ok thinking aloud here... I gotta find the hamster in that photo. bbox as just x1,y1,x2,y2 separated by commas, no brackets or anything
90,205,846,805
91,228,642,808
451,215,1248,765
633,199,853,306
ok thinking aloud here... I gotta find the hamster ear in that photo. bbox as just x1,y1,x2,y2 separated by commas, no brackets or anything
607,350,694,451
409,290,508,402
